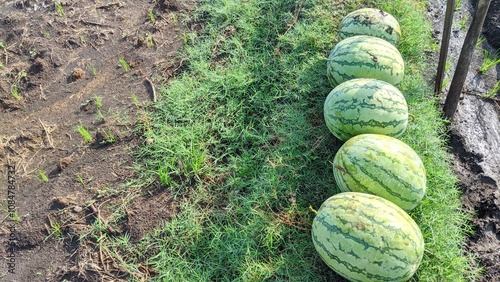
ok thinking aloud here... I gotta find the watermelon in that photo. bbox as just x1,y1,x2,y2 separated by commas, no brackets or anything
311,192,424,282
338,8,402,46
333,134,426,211
324,78,408,141
326,35,405,86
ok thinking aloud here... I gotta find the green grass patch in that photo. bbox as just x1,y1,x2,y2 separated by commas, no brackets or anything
479,49,500,75
122,0,481,280
485,80,500,98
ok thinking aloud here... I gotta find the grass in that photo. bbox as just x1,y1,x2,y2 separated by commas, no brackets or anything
479,49,500,75
94,0,481,280
55,2,65,17
88,64,98,77
485,80,500,98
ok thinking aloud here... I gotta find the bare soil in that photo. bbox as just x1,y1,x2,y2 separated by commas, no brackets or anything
0,0,194,281
0,0,499,281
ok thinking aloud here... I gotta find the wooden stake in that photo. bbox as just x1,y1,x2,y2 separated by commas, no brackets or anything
443,0,492,120
435,0,456,95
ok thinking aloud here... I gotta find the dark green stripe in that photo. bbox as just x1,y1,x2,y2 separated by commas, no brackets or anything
314,212,415,281
340,152,423,205
321,198,422,256
327,114,407,129
329,100,407,113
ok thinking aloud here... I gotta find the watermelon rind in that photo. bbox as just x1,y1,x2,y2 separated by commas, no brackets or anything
326,35,405,87
312,192,424,282
324,78,408,141
333,134,426,211
338,8,402,46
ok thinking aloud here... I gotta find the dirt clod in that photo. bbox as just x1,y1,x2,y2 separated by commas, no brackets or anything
71,68,86,81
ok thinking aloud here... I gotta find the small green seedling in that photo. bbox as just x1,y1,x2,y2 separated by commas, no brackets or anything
93,95,103,109
149,9,156,22
38,170,49,182
77,123,92,143
88,64,97,77
45,221,63,241
55,2,65,16
11,85,20,100
119,57,131,72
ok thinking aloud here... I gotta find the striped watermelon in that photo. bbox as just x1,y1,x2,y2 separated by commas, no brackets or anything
326,35,404,86
312,192,424,282
324,78,408,141
333,134,426,211
338,8,402,46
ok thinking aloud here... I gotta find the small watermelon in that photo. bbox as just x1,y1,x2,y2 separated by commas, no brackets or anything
333,134,426,211
338,8,402,46
326,35,405,86
324,78,408,141
312,192,424,282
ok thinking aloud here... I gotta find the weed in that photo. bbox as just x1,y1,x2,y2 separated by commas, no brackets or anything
455,0,463,10
99,129,117,145
0,41,4,48
130,93,140,108
442,77,450,89
119,57,131,72
38,170,49,182
93,95,103,109
96,186,121,198
9,211,22,222
149,9,155,22
479,49,500,75
42,30,51,39
458,15,470,30
145,34,155,47
171,13,178,25
77,123,92,143
55,2,65,17
45,220,63,241
76,173,85,185
87,64,97,77
485,80,500,98
11,85,20,100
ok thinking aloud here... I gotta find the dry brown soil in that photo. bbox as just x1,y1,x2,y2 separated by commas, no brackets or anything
0,0,193,281
0,0,499,281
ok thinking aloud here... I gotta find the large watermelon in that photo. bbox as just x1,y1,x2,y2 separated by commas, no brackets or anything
326,35,404,86
312,192,424,282
324,78,408,141
333,134,426,211
338,8,402,46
